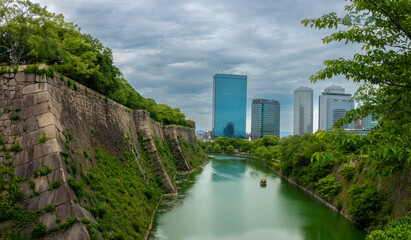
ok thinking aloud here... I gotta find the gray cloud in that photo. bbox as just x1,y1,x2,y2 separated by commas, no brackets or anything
34,0,362,132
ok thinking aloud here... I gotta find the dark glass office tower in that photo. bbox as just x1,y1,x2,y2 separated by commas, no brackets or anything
212,74,247,138
251,99,280,140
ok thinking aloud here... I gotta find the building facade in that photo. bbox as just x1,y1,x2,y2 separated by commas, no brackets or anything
293,87,313,136
212,74,247,138
251,99,280,140
319,85,354,131
364,115,379,131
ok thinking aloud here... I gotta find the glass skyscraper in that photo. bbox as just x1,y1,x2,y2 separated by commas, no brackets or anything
212,74,247,138
293,87,313,136
319,85,354,131
251,99,280,140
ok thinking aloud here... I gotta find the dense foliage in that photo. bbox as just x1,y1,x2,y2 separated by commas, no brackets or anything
367,212,411,240
78,147,163,239
301,0,410,173
0,0,194,128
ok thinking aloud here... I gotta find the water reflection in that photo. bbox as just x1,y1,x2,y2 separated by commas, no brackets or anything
149,155,366,240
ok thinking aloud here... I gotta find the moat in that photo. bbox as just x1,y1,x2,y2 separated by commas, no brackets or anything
149,155,366,240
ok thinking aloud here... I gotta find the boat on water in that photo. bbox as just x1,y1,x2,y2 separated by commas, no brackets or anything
260,178,267,186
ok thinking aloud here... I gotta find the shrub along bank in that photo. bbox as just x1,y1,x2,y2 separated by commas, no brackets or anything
202,134,410,236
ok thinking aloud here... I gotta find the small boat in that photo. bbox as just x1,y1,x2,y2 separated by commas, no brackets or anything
260,178,267,186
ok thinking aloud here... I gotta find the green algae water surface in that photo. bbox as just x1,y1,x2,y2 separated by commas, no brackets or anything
149,155,366,240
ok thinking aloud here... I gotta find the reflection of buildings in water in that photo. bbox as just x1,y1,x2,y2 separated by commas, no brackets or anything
209,158,246,234
211,159,246,182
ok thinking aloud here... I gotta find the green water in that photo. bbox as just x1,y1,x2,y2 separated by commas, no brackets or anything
149,155,367,240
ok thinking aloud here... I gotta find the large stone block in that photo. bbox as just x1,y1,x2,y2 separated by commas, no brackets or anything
27,144,43,160
34,175,49,193
47,168,68,184
38,212,57,229
23,117,38,133
21,129,43,147
24,73,36,83
11,98,23,109
13,150,29,166
44,222,90,240
21,101,52,119
19,183,76,211
41,138,62,156
21,83,47,95
14,157,42,178
10,122,23,135
23,94,37,107
37,112,55,128
43,153,65,172
36,91,50,104
55,202,95,223
15,72,25,82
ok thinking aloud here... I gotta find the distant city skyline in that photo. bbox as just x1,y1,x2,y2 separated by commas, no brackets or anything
33,0,362,133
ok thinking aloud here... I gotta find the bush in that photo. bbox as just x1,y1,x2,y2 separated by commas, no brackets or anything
205,145,213,153
213,144,221,153
341,164,356,180
60,151,70,158
37,131,49,143
349,184,383,228
367,212,411,240
9,142,23,153
31,222,46,238
226,145,235,154
316,174,342,202
33,165,52,178
51,181,62,189
11,113,20,121
44,204,55,213
67,178,84,198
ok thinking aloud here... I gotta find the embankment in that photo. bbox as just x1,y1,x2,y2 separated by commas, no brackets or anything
0,68,207,239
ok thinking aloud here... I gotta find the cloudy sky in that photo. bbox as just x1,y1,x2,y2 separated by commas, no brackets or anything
33,0,363,133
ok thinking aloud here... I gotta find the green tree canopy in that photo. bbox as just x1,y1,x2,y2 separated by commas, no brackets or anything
0,0,194,128
302,0,410,175
302,0,410,127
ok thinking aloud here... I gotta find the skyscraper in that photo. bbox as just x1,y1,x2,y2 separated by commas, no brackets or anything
212,73,247,138
319,85,354,131
251,99,280,140
364,115,379,131
293,87,313,136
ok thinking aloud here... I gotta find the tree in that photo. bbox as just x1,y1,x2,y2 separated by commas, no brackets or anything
302,0,410,126
213,144,222,153
302,0,410,175
226,145,235,154
185,120,196,129
205,145,213,153
0,0,193,128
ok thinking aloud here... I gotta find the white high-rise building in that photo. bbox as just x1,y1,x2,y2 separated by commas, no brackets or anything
293,87,313,135
319,85,354,131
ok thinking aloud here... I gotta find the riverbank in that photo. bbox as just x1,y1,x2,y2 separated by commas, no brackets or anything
210,153,363,230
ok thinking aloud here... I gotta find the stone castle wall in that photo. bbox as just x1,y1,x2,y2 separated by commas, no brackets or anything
0,68,203,239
